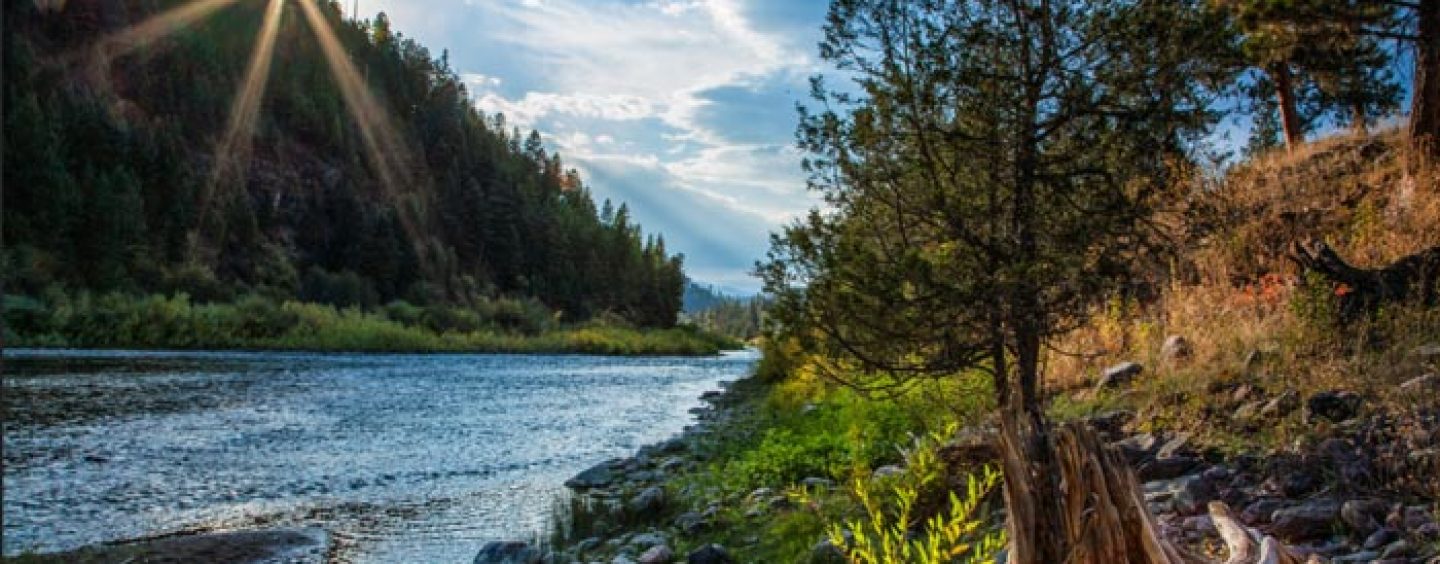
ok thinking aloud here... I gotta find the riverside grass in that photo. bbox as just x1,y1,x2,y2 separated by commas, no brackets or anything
2,291,739,356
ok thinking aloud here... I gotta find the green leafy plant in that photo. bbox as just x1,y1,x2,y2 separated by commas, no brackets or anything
824,427,1005,564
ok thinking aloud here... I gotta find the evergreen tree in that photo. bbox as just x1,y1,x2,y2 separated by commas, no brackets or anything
761,1,1231,558
1,0,688,328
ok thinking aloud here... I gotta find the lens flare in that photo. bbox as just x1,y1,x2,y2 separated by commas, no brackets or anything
296,0,410,194
74,0,240,91
198,0,286,227
98,0,241,60
296,0,429,265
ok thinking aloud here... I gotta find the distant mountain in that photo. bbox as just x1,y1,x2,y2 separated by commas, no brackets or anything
682,280,766,340
683,281,730,313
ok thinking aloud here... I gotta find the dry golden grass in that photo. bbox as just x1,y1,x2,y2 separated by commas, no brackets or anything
1045,130,1440,463
1189,129,1440,284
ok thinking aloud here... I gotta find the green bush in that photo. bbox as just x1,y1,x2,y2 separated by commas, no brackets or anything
3,289,734,355
728,427,852,487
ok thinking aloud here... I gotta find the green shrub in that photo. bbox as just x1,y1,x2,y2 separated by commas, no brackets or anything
823,428,1005,564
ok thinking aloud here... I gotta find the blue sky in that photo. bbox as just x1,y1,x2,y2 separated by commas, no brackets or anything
363,0,833,294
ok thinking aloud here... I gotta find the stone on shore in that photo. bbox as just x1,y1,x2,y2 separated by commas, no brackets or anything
686,544,734,564
566,459,621,489
474,540,541,564
1095,362,1143,390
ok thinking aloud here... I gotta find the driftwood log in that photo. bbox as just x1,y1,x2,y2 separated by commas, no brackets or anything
1208,501,1320,564
1290,240,1440,322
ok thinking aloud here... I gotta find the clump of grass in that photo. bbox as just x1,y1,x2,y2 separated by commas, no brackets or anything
3,289,739,355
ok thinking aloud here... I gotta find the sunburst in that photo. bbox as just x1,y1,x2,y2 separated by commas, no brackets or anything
79,0,424,265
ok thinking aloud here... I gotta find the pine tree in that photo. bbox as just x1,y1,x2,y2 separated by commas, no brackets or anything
762,1,1231,558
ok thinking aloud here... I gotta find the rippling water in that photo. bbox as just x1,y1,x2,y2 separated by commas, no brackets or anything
2,348,757,562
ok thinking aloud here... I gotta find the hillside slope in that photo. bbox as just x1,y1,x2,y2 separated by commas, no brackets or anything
2,0,682,327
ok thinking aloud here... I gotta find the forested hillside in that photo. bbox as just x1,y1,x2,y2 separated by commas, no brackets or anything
2,0,684,328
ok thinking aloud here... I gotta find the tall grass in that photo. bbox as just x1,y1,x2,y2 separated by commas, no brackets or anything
2,290,739,355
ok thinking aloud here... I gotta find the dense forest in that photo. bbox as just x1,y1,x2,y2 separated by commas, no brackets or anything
2,0,685,329
681,283,765,342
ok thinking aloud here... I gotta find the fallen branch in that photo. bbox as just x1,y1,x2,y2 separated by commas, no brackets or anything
1289,240,1440,322
1209,501,1315,564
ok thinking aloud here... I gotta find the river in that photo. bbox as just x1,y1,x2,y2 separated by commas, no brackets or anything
1,348,757,562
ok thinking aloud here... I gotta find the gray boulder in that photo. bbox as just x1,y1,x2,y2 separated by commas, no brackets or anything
1113,433,1160,464
1241,498,1286,524
630,487,666,514
1161,335,1192,362
1364,528,1400,550
673,512,707,536
638,544,674,564
1259,390,1300,419
1400,373,1439,393
1144,474,1213,515
1340,499,1388,535
629,532,668,550
474,541,541,564
566,460,620,489
1270,499,1340,541
801,477,835,489
686,544,734,564
1305,390,1362,423
1137,456,1202,481
1095,362,1143,390
1412,343,1440,361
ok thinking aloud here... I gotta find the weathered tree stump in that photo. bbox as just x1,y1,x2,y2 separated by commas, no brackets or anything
1290,240,1440,322
1001,419,1198,563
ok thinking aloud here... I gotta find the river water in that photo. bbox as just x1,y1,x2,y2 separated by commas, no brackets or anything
1,348,757,562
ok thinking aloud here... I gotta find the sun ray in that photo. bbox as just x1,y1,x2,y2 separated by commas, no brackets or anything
97,0,241,61
72,0,241,92
296,0,430,267
196,0,286,233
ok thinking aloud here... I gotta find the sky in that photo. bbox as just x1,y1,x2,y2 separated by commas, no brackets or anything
361,0,833,294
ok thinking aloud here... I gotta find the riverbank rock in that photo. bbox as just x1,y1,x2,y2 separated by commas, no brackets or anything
1412,343,1440,361
475,541,541,564
1161,335,1192,363
1259,390,1301,419
629,486,666,514
1096,362,1143,390
1306,390,1363,423
1400,373,1439,393
566,459,621,489
686,544,734,564
1341,499,1388,535
638,544,674,564
1269,499,1340,541
674,511,708,536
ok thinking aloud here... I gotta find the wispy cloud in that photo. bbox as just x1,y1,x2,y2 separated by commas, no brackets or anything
368,0,830,292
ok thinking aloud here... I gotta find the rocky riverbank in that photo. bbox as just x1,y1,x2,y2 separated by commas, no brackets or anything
473,349,1439,564
474,380,760,564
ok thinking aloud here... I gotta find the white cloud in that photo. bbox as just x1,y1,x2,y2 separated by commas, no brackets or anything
474,91,658,127
461,73,502,88
370,0,827,288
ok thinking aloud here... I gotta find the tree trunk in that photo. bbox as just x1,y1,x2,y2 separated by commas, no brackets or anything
1273,63,1304,150
1351,101,1368,136
1412,0,1440,157
997,395,1067,563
